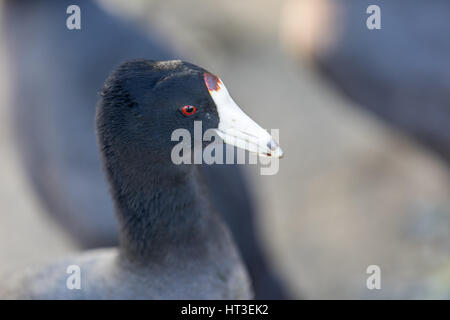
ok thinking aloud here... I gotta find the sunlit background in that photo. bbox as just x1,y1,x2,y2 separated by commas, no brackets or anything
0,0,449,299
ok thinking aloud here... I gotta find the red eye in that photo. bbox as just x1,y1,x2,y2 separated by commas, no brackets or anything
181,105,197,116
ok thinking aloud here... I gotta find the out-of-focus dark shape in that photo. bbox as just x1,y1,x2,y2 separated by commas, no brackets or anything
3,0,172,248
281,0,450,162
3,0,288,299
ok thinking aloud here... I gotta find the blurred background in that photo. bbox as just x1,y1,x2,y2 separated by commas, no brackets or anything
0,0,449,299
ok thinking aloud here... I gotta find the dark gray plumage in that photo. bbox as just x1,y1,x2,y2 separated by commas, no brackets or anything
2,247,250,299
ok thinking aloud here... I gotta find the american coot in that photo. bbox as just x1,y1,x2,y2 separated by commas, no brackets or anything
0,60,283,299
3,0,288,298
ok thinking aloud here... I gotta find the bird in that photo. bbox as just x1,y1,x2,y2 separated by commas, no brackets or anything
2,0,288,298
0,59,283,299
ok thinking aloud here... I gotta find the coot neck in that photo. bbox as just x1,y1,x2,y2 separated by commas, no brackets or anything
103,148,216,261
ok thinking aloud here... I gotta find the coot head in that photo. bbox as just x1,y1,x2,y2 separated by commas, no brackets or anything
96,60,283,257
97,59,282,164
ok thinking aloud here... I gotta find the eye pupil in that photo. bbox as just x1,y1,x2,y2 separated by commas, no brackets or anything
181,105,197,116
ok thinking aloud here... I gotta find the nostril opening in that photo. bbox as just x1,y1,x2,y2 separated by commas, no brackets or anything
267,139,278,151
